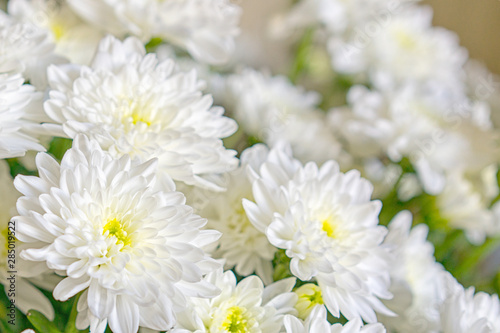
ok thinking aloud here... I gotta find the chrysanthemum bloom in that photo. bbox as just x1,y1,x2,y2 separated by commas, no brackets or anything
379,211,445,332
435,169,499,245
0,12,65,88
8,0,105,65
440,272,500,333
199,144,277,284
66,0,241,64
0,160,56,321
0,72,52,159
45,35,238,191
328,82,500,195
243,144,393,323
293,283,325,320
14,135,222,333
173,269,298,332
283,307,386,333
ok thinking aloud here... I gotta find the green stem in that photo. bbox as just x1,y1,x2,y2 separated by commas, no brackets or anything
454,237,500,279
288,28,315,84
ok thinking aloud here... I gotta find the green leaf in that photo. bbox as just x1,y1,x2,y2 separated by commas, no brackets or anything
145,37,163,53
65,293,88,333
288,28,315,84
0,318,15,333
47,137,73,161
27,310,62,333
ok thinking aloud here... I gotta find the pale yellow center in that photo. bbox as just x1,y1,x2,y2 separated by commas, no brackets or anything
321,217,338,239
221,306,250,333
50,22,65,41
394,30,417,50
294,284,324,319
103,218,132,247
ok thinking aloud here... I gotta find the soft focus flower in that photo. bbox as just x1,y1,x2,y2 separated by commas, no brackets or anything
0,11,65,88
440,272,500,333
198,144,277,284
67,0,241,64
329,6,467,88
380,211,445,332
14,135,221,333
0,72,51,159
329,83,500,194
223,68,320,139
8,0,104,65
174,269,297,332
283,306,386,333
0,160,56,320
243,144,393,323
44,35,238,191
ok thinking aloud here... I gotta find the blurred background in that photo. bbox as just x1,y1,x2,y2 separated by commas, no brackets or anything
423,0,500,75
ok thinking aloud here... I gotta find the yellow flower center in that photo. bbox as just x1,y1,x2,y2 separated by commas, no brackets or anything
103,218,132,247
50,22,65,41
221,306,250,333
321,217,338,239
394,30,417,50
119,97,154,127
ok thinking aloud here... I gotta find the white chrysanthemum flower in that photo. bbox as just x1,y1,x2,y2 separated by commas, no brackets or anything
221,69,345,165
266,110,348,167
0,160,56,321
380,211,445,333
283,306,386,333
329,83,500,194
243,144,393,323
174,269,297,332
270,0,391,39
328,6,467,88
0,72,51,159
224,68,320,138
435,168,499,245
198,144,277,285
440,272,500,333
0,11,65,88
67,0,241,64
13,135,222,333
8,0,104,65
45,35,238,191
293,283,325,320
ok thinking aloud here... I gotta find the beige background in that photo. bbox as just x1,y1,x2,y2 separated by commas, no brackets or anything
424,0,500,74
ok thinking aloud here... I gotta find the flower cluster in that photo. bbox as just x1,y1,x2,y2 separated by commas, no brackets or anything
0,0,499,332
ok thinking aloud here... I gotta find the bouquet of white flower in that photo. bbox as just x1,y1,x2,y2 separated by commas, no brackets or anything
1,0,499,332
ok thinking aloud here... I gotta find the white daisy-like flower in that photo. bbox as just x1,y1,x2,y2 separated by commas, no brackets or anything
0,160,56,321
328,83,500,194
0,72,50,159
379,211,445,333
44,35,238,191
199,144,277,285
13,134,222,333
242,144,394,323
0,11,65,88
223,68,320,139
67,0,241,64
8,0,105,65
283,306,386,333
221,69,345,165
270,0,390,39
174,269,297,333
440,272,500,333
328,6,467,88
435,168,499,245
